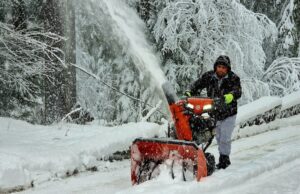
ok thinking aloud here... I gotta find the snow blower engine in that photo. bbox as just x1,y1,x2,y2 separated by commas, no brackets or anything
131,82,223,185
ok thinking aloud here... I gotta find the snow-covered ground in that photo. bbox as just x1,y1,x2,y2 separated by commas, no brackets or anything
11,115,300,194
0,118,166,192
1,94,300,194
0,113,299,193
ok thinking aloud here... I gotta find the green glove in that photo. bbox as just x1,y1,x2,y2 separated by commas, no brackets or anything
224,93,234,104
184,91,192,97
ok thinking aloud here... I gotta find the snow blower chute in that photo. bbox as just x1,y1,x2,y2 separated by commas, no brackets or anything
131,82,220,185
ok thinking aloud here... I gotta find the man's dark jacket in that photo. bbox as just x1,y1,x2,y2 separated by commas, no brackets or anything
189,70,242,120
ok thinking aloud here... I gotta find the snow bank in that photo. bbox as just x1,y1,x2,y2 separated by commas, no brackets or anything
236,93,300,126
0,117,165,191
281,90,300,110
234,94,300,139
0,154,31,189
236,96,282,125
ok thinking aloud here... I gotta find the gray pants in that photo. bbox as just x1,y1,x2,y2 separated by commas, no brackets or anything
215,115,236,156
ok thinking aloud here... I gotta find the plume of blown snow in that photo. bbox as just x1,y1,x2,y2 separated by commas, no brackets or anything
103,0,166,87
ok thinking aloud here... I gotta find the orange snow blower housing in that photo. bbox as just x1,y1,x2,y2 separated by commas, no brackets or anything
169,97,214,141
131,82,219,185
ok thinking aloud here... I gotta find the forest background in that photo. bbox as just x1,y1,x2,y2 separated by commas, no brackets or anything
0,0,299,125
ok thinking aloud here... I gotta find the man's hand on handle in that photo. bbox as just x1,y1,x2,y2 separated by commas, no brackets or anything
224,93,234,104
184,91,192,97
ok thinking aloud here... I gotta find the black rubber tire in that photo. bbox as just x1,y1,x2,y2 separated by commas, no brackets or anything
205,152,216,176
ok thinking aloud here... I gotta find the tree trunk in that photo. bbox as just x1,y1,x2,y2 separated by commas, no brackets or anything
64,0,77,114
42,0,64,124
42,0,77,124
42,0,66,124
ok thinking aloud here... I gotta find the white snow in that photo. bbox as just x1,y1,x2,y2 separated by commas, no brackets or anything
103,0,166,86
236,96,282,125
1,96,300,193
120,125,300,194
0,118,165,191
281,90,300,110
13,116,300,194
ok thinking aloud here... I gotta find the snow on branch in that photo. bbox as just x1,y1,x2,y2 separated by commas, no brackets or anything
141,100,162,122
153,0,277,80
240,78,270,105
73,64,167,117
0,22,65,100
61,107,83,122
262,57,300,96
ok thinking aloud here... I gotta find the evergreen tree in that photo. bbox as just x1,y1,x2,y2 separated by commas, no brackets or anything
0,1,66,123
240,0,300,65
76,0,144,124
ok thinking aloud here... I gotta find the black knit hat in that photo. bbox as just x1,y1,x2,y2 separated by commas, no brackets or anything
214,55,231,71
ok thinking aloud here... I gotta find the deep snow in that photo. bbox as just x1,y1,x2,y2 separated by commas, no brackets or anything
14,117,300,194
1,94,300,193
0,118,166,191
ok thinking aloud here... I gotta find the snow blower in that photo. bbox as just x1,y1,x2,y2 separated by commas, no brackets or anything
131,82,222,185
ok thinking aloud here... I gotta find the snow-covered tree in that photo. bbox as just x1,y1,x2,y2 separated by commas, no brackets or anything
266,0,299,59
0,21,64,121
3,0,299,125
262,57,300,96
145,0,277,104
240,0,300,66
75,0,163,124
0,0,77,124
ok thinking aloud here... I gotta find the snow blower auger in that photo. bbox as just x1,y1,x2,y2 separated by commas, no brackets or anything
131,82,222,185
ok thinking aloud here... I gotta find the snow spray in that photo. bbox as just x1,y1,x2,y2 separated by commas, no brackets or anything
102,0,179,119
102,0,167,87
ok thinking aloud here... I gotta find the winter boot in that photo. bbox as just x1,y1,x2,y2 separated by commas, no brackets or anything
216,154,231,169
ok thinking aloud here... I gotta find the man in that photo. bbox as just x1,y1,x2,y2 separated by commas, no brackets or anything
185,55,242,169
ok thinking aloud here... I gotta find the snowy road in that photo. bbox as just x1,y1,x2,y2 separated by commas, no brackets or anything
19,124,300,194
